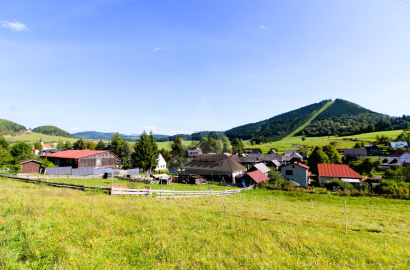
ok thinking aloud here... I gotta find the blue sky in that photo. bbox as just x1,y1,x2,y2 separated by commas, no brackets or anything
1,0,410,135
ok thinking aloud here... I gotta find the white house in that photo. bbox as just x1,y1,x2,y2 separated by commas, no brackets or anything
391,150,410,165
187,150,202,158
281,162,310,187
154,154,167,171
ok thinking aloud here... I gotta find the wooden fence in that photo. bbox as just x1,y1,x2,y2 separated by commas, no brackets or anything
0,174,254,197
111,186,254,197
0,174,111,192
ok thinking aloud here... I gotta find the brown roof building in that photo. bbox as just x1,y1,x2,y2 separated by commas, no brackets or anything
19,159,43,174
180,154,246,183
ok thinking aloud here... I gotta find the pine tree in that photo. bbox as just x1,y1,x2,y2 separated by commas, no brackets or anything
63,141,72,150
108,133,131,169
73,137,87,150
131,131,158,171
95,139,106,150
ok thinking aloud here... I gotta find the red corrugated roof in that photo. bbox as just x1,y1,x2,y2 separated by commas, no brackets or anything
318,164,362,179
246,170,269,183
42,150,110,159
294,162,309,169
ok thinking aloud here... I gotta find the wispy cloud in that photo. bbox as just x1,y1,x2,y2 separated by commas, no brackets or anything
153,47,162,51
1,20,29,31
258,25,267,30
71,127,79,131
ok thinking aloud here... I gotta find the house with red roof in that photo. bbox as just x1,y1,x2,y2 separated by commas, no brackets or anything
42,150,118,169
281,162,310,187
235,169,269,187
317,164,362,187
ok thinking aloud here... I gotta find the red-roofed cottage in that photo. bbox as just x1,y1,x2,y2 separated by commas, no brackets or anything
235,169,269,187
317,164,362,187
281,162,310,187
42,150,118,169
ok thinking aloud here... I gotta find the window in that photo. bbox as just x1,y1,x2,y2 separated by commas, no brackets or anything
286,170,293,176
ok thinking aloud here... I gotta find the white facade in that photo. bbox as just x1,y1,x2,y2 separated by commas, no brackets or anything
154,154,167,171
398,152,410,164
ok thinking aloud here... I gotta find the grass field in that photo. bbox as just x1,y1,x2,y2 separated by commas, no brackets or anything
245,130,404,153
1,177,409,269
4,131,77,144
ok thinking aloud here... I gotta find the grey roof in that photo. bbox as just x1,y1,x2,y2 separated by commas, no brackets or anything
379,157,402,165
269,160,281,167
285,149,298,156
263,154,283,162
343,148,367,156
234,156,258,163
252,163,271,174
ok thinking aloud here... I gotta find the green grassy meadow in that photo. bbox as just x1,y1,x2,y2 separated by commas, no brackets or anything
1,177,409,269
245,130,404,153
4,131,77,144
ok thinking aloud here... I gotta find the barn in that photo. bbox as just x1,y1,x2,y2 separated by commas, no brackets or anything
42,150,118,169
19,159,43,174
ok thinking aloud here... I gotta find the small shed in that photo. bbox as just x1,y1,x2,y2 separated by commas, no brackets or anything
19,159,43,174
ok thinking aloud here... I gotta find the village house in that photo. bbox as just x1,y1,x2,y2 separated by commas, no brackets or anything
248,163,270,176
379,157,402,170
235,169,269,187
390,150,410,165
234,156,258,169
42,150,118,169
317,164,363,187
390,141,408,149
19,159,43,174
365,145,383,156
154,154,167,171
187,150,202,158
180,154,246,184
280,162,310,187
343,148,367,162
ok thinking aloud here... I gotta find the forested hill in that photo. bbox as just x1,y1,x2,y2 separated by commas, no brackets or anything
298,99,410,137
32,126,74,138
225,100,331,141
0,119,26,134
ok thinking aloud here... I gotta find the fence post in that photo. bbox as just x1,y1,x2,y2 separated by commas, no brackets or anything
223,190,226,214
371,203,373,213
344,201,347,235
208,182,211,195
270,195,272,203
311,199,313,207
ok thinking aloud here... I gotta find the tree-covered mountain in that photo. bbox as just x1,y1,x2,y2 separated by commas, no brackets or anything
157,131,225,142
298,99,410,137
225,100,331,141
0,119,26,134
32,126,74,138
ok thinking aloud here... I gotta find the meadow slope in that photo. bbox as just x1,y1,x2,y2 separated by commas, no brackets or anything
1,178,409,269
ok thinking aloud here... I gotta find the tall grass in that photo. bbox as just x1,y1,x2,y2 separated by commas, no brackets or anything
1,177,409,269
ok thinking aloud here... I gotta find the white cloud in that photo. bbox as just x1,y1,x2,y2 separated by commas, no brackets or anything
259,25,267,30
71,127,79,131
153,47,162,51
1,21,28,31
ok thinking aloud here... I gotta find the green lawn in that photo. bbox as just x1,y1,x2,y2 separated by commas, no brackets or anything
5,131,77,144
1,177,409,269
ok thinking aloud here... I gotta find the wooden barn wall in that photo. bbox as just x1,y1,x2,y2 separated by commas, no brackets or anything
22,162,41,174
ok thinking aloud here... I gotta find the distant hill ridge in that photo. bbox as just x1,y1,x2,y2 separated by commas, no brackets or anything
0,119,26,134
73,131,169,141
32,126,74,138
